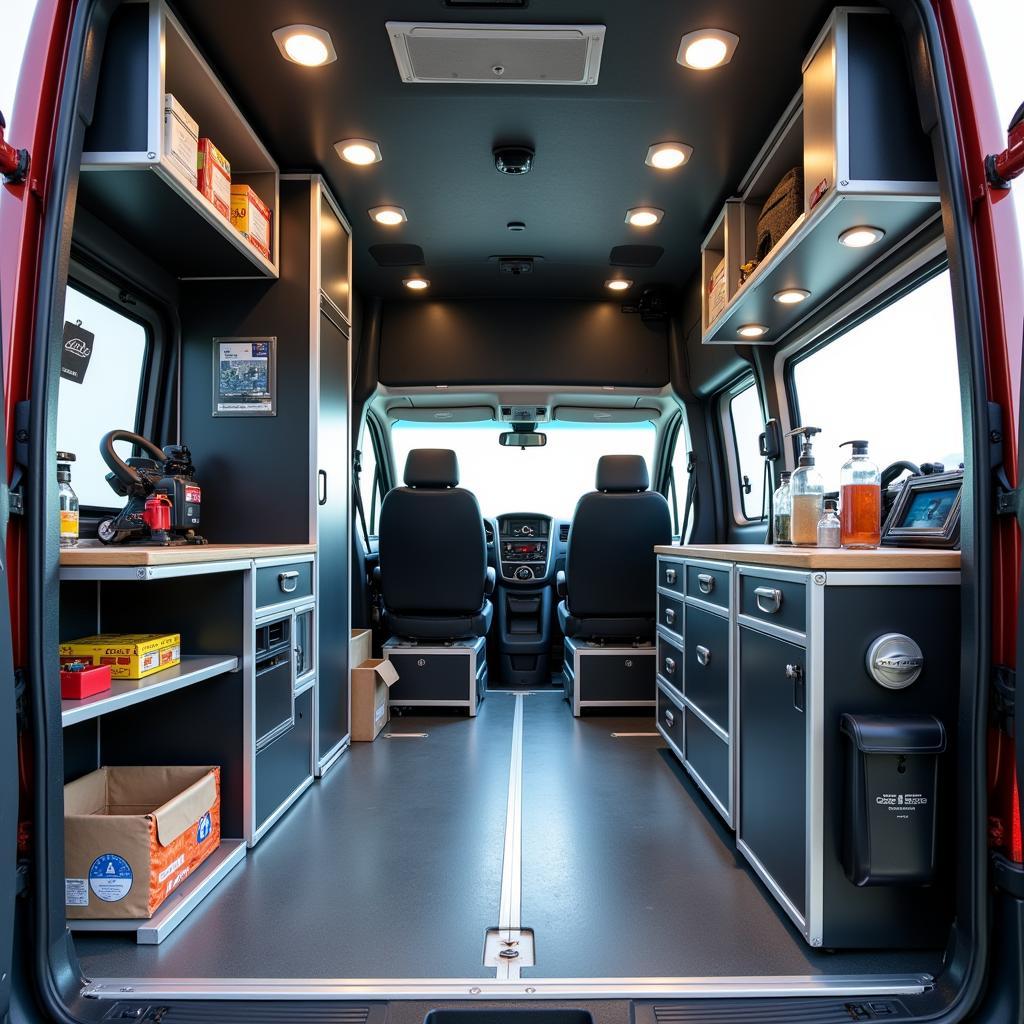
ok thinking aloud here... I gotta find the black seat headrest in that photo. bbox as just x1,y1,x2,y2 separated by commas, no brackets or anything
404,448,460,488
596,454,649,493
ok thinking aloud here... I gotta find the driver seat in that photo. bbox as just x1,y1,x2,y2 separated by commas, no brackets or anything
557,455,671,642
378,448,495,641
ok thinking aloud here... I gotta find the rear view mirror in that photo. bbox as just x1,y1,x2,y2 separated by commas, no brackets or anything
499,431,547,448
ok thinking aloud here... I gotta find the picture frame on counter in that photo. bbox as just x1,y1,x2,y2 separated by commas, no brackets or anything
212,337,277,417
881,469,962,548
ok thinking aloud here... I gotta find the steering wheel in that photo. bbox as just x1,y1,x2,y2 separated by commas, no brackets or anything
100,429,167,491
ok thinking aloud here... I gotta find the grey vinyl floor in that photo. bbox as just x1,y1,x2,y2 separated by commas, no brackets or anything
76,691,943,981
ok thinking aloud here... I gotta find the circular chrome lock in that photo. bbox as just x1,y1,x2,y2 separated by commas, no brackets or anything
866,633,924,689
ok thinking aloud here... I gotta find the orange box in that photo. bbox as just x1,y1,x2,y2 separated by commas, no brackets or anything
230,184,272,259
64,766,221,919
196,138,231,219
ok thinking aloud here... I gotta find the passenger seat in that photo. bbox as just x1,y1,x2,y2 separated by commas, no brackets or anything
557,455,671,642
377,448,495,640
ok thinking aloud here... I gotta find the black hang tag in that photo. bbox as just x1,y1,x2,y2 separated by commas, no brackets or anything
60,322,95,384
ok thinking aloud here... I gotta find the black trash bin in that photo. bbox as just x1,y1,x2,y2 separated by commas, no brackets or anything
840,713,947,886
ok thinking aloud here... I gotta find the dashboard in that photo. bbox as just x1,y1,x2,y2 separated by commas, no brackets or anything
493,514,565,583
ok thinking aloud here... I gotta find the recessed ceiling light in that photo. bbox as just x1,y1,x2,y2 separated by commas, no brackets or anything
737,324,768,338
625,207,664,227
838,225,886,248
773,288,810,304
336,139,382,165
645,143,692,170
676,29,739,70
605,279,633,291
272,25,337,67
369,206,407,226
403,277,429,291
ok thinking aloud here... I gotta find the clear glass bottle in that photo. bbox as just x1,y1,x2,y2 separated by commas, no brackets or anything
839,439,881,548
57,451,79,548
787,426,824,546
773,470,793,545
817,499,841,548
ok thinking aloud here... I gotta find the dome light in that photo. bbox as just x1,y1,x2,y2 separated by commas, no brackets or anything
336,139,382,165
737,324,768,339
838,225,886,248
676,30,739,70
369,206,407,226
625,207,664,227
645,143,692,170
272,25,337,67
773,288,810,304
605,279,633,291
403,277,429,291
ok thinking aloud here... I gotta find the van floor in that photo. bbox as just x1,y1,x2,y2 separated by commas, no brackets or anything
76,691,943,984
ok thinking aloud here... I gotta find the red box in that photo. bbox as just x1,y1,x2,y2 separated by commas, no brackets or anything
60,662,112,700
196,138,231,220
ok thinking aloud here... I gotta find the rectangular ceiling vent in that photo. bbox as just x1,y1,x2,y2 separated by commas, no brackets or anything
386,22,606,86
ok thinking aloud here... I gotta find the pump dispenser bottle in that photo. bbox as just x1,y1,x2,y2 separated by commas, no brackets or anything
57,451,79,548
787,426,824,546
773,471,793,545
839,439,881,548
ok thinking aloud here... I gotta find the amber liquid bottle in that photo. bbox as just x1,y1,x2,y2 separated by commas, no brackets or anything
839,440,881,548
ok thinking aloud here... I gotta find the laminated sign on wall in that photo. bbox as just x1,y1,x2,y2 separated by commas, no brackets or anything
213,336,277,416
60,321,95,384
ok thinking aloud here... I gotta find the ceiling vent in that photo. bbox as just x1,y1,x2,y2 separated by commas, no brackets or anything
386,22,606,86
609,245,664,267
369,244,425,267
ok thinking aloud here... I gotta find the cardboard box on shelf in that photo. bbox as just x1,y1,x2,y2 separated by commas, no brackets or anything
196,138,231,219
64,765,221,919
59,633,181,680
708,258,727,323
162,94,198,188
230,185,272,260
351,659,399,742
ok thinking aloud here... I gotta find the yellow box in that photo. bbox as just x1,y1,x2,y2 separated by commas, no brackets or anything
59,634,181,680
229,185,271,260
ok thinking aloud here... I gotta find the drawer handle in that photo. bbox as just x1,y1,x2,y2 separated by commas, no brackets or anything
754,586,783,614
696,644,711,667
664,657,676,676
664,607,676,626
664,567,677,585
664,708,675,727
279,570,300,594
697,573,715,595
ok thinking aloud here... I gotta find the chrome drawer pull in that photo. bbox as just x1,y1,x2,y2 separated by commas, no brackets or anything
664,708,675,727
754,586,783,614
696,644,711,667
665,567,677,585
279,570,300,594
664,657,676,675
664,607,676,626
697,573,715,594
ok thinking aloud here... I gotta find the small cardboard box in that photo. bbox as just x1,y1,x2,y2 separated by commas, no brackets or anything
197,138,231,219
707,257,727,323
162,93,198,188
64,765,221,919
351,659,399,742
59,633,180,680
230,184,272,259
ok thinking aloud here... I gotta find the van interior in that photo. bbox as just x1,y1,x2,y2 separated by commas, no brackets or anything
7,0,1021,1021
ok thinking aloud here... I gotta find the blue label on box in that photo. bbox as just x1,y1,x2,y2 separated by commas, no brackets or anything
88,854,133,902
196,811,212,843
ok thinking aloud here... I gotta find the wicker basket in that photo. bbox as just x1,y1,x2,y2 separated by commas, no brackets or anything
754,166,804,263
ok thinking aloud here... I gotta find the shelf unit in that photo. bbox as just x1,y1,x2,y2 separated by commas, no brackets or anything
700,199,743,336
79,0,279,279
61,654,239,728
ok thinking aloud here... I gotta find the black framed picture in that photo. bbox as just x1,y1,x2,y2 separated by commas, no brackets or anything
881,470,962,548
212,337,277,417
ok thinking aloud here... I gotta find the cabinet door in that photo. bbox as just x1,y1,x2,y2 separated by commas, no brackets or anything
739,626,807,917
317,306,350,763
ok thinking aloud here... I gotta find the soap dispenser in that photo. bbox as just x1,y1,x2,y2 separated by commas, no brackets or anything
787,426,824,546
839,439,881,548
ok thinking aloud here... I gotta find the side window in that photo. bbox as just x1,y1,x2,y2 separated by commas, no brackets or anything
56,284,149,508
668,414,693,541
725,378,767,521
356,422,383,537
788,269,964,487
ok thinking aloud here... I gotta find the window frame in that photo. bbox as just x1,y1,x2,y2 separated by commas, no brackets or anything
357,411,388,539
719,373,766,525
665,408,693,541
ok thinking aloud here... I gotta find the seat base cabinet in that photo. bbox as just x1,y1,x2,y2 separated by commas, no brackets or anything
383,636,486,715
562,637,656,716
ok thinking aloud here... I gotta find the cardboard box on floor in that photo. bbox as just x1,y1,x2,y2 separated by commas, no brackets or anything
351,659,399,741
350,628,372,669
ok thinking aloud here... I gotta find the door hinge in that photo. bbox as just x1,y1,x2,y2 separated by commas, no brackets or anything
991,665,1016,737
986,100,1024,190
996,486,1021,519
0,110,30,185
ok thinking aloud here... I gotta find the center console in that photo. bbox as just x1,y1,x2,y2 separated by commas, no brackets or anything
498,517,551,583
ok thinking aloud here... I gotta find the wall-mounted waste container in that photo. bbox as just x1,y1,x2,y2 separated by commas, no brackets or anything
840,713,946,886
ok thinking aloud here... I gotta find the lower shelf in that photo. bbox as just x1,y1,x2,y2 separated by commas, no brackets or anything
67,838,246,945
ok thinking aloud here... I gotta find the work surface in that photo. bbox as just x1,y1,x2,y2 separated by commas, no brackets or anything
656,543,960,570
59,542,316,566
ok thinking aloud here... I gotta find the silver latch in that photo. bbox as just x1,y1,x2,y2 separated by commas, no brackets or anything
866,633,924,689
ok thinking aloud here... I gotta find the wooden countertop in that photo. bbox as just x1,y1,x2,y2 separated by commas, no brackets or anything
654,543,960,570
60,542,316,567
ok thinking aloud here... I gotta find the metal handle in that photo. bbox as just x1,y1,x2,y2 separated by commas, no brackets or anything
754,586,783,614
664,708,675,727
318,469,327,506
279,570,299,594
786,663,805,712
697,573,715,595
664,607,676,626
664,567,677,585
696,645,711,667
664,657,676,676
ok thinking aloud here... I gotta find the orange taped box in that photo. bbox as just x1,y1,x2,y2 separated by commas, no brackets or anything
64,765,221,919
230,185,272,260
196,137,231,219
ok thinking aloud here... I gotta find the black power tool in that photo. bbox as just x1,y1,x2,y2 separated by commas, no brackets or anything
97,430,206,546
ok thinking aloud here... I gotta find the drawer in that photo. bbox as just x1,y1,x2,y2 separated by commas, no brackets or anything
685,708,731,817
658,592,684,638
656,632,684,694
656,684,684,753
255,687,313,827
256,560,313,609
683,604,730,733
685,562,730,610
657,557,684,595
739,571,807,636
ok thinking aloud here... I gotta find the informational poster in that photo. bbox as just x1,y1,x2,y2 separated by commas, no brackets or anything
213,337,277,416
60,321,95,384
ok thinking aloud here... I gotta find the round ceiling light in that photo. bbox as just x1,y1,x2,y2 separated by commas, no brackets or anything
403,277,429,291
625,207,664,228
676,29,739,70
838,225,886,248
605,279,633,291
737,324,769,339
773,288,810,304
272,25,337,67
369,206,407,226
645,142,693,170
336,139,382,165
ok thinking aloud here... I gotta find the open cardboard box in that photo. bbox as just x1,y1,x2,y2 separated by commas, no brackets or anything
351,659,399,742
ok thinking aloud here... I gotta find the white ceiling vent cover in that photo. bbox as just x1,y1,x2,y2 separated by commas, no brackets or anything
386,22,606,86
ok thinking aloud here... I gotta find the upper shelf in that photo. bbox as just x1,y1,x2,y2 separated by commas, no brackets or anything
79,0,279,279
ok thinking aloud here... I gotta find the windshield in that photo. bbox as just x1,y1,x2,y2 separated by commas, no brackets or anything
391,420,658,520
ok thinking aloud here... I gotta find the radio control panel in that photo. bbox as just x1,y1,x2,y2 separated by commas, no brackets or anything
498,516,551,582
